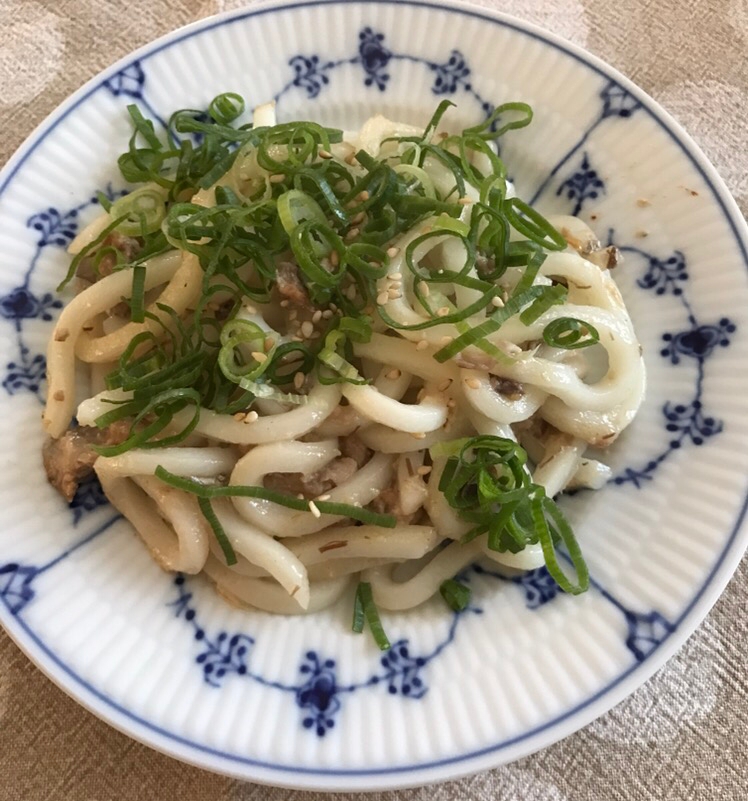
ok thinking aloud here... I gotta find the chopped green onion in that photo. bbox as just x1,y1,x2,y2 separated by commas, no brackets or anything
543,317,601,349
439,578,472,611
208,92,245,125
353,582,391,650
197,496,237,566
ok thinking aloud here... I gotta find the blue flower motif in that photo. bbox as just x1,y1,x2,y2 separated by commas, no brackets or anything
26,207,79,248
0,287,61,321
289,55,333,99
3,347,46,396
663,399,723,446
70,472,110,523
513,567,560,609
556,152,605,215
380,640,427,698
430,50,470,95
103,61,146,99
660,319,736,364
0,563,38,615
600,82,641,119
297,651,340,736
637,251,688,296
624,610,674,662
358,27,391,90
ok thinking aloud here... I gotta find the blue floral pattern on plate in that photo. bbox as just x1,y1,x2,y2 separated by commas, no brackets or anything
0,18,735,746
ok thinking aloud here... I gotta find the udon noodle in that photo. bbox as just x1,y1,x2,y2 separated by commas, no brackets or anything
42,97,644,640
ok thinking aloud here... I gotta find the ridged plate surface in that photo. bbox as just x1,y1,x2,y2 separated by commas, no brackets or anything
0,0,747,791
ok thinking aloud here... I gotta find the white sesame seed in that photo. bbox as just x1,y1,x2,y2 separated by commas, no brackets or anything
301,321,314,338
297,493,305,500
388,288,401,299
437,306,450,317
244,411,259,423
280,299,289,308
385,368,401,380
439,335,453,346
317,494,331,501
491,295,505,308
312,310,322,323
416,339,429,351
329,250,340,268
308,501,321,518
269,173,285,183
243,303,257,315
351,212,365,226
417,281,430,296
318,149,333,159
294,372,305,390
264,337,274,351
322,309,334,319
416,466,432,476
386,246,400,258
346,285,357,300
310,331,321,339
358,190,370,201
465,378,481,389
346,227,360,242
233,412,245,421
289,310,298,321
251,351,267,363
411,432,427,440
376,291,389,305
458,196,473,205
389,272,402,280
438,378,452,392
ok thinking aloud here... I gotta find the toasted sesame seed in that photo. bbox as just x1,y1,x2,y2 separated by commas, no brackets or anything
317,493,331,501
329,249,339,268
244,411,259,423
358,190,370,201
491,295,505,308
54,328,70,342
376,291,389,305
269,173,285,183
233,412,245,421
308,501,321,518
297,493,305,500
322,309,334,319
251,351,267,363
312,310,322,323
388,288,402,299
417,281,430,296
294,372,305,390
264,337,274,351
389,272,402,280
386,246,400,258
318,149,333,159
301,321,314,338
345,227,360,242
53,390,65,401
465,378,481,389
411,432,427,440
416,465,432,476
385,369,401,380
351,212,365,226
288,310,298,321
458,196,473,205
439,335,453,346
416,339,429,351
346,285,357,300
437,306,450,317
280,299,289,308
438,378,452,392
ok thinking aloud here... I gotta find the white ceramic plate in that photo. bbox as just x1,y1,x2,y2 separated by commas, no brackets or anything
1,0,747,791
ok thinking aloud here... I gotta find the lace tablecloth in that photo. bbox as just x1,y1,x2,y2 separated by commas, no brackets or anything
1,1,746,798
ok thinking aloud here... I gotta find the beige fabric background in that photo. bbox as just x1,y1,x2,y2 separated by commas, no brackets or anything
1,0,747,798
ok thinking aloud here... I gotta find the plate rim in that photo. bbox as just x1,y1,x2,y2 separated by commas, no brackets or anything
1,0,747,790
